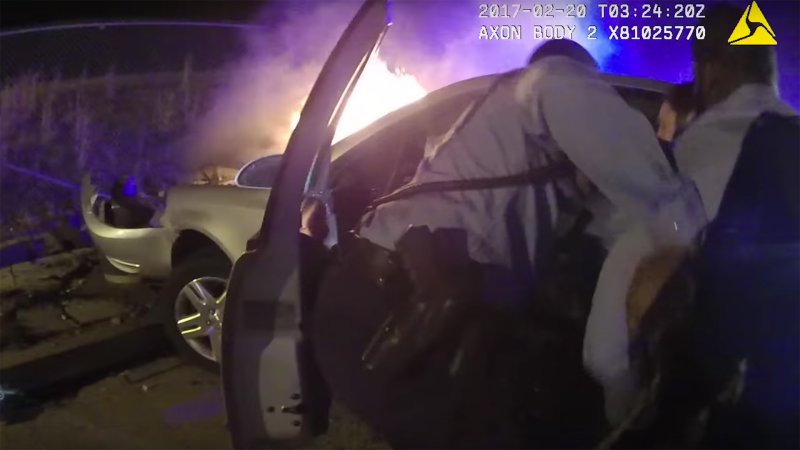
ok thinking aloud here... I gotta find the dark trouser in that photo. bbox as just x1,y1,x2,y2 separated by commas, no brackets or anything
310,240,607,449
311,248,452,448
310,245,526,449
693,243,800,448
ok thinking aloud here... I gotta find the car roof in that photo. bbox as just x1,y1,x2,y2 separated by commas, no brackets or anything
238,70,673,169
238,70,671,185
330,73,500,161
330,70,671,161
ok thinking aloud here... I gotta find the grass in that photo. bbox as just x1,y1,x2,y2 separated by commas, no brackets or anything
0,61,224,241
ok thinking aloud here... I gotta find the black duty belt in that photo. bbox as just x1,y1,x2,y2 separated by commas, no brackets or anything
349,235,402,287
366,160,576,212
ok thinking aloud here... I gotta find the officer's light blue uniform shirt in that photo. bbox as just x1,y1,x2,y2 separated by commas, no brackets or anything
674,83,797,220
359,56,684,286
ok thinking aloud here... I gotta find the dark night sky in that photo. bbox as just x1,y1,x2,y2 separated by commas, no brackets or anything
2,0,798,107
0,1,295,80
1,1,268,29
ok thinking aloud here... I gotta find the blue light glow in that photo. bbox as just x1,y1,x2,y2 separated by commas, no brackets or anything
122,177,138,197
386,0,394,26
382,0,798,109
0,21,267,38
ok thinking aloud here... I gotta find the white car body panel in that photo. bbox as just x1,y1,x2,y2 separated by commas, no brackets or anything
161,184,271,263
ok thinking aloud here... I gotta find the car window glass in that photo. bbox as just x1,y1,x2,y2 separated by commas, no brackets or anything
614,86,664,128
236,155,282,188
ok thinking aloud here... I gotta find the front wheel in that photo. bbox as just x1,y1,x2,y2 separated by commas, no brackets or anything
158,249,231,370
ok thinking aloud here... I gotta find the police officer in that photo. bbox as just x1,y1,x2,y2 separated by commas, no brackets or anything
311,40,694,448
657,82,696,171
651,4,799,447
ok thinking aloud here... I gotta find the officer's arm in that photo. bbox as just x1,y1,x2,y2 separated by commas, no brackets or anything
541,74,708,245
539,75,679,221
537,72,707,427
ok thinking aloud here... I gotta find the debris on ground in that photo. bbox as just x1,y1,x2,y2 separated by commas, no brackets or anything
0,251,389,449
65,299,129,324
2,356,389,449
123,358,184,385
0,248,156,351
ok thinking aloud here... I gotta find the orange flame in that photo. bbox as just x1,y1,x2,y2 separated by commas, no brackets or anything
287,55,427,145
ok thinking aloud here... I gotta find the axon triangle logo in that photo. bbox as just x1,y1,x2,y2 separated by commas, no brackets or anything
728,1,777,46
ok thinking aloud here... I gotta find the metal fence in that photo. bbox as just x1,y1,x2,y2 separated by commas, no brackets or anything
0,23,245,241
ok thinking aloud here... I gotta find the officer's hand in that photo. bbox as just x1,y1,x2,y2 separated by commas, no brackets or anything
301,196,329,241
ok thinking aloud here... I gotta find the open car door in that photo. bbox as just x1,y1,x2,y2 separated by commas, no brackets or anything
221,0,391,447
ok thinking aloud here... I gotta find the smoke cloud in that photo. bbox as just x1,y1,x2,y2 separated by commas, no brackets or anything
185,0,617,170
185,3,358,168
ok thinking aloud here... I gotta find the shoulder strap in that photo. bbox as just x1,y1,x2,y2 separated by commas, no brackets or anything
366,160,576,211
367,69,577,211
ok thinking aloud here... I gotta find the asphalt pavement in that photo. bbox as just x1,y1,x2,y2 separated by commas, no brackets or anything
0,250,388,449
1,356,390,449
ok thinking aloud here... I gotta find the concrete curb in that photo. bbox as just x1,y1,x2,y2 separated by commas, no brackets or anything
0,229,92,269
0,317,168,395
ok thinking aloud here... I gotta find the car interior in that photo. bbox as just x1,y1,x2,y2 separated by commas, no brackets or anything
616,86,665,127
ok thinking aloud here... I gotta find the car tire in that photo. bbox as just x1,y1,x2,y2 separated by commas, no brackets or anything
157,248,231,371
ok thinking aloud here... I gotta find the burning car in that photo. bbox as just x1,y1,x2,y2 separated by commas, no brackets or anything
82,57,666,371
79,2,671,379
82,1,669,377
78,66,497,368
214,0,675,447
